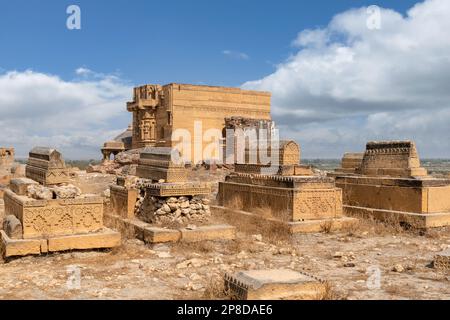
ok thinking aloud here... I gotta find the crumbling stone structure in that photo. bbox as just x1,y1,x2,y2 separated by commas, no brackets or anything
332,140,450,228
0,148,14,167
101,141,125,161
106,147,235,244
1,148,121,259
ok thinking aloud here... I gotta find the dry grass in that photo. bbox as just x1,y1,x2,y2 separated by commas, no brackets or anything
202,275,230,300
172,241,216,255
384,284,403,296
320,281,346,300
344,213,406,236
320,221,333,234
216,204,291,244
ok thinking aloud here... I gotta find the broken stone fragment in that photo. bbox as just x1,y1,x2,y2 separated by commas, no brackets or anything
4,215,22,239
103,188,111,198
27,184,53,200
180,201,190,208
392,264,405,273
161,204,171,213
168,202,179,211
51,184,82,199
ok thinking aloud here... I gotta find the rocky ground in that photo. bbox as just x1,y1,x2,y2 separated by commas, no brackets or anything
0,167,449,300
0,218,449,300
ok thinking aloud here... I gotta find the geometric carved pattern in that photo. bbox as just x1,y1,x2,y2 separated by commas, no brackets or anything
4,190,103,239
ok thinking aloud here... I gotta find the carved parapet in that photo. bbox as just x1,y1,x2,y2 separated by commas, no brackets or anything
144,182,211,197
4,190,103,239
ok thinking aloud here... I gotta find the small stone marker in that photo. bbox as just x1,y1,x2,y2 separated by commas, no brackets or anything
224,269,326,300
434,248,450,271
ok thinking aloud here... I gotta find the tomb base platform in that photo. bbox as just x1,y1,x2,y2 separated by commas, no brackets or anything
344,205,450,229
335,175,450,229
1,228,121,259
104,213,236,244
218,173,343,222
212,205,358,234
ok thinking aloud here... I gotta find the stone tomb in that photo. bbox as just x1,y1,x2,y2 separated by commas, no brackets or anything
217,141,356,234
25,147,69,186
234,140,313,176
333,153,364,175
1,148,121,259
136,147,188,183
106,147,236,244
332,141,450,228
224,269,326,300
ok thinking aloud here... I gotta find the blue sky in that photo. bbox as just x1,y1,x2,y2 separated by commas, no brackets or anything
1,0,450,159
0,0,418,85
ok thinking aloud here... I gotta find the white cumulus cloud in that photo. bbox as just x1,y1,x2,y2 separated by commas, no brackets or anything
0,69,132,159
242,0,450,158
222,50,250,60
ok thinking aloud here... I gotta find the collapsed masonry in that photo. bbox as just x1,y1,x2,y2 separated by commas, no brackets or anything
0,147,121,259
217,140,357,233
106,147,236,244
330,141,450,228
0,147,25,198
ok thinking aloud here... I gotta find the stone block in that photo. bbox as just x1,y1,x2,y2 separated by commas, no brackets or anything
47,228,121,252
224,269,326,300
180,225,236,242
3,215,22,239
9,178,39,195
143,227,181,243
1,230,41,258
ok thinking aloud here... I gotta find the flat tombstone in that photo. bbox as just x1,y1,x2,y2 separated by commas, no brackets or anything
224,269,326,300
